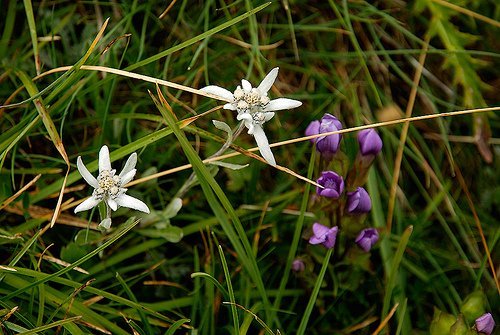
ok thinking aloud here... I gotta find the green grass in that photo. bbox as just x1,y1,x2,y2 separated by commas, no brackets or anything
1,1,499,334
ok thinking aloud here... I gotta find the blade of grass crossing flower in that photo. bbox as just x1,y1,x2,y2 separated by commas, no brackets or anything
271,149,316,329
126,2,271,71
22,0,40,74
217,244,239,334
151,87,271,319
115,272,153,334
382,225,413,319
2,217,140,301
296,248,334,335
164,318,191,335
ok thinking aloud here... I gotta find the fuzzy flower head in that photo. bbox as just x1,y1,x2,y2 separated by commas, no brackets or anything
305,113,343,155
355,228,379,252
316,171,345,199
75,145,150,215
309,223,338,249
358,129,383,156
347,187,372,214
475,313,495,335
200,68,302,166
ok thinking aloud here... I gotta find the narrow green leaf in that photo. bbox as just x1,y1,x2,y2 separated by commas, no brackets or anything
126,3,271,71
18,316,82,335
382,225,414,318
164,318,191,335
296,248,334,335
2,217,140,301
217,245,239,334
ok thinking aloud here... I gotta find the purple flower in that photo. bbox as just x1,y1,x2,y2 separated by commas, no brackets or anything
292,259,305,272
358,129,382,156
316,171,344,199
305,114,343,155
346,187,372,214
476,313,495,335
309,223,338,249
355,228,379,252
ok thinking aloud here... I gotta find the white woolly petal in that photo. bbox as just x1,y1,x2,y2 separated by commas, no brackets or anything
77,156,98,188
121,169,137,185
115,194,150,213
246,121,255,135
257,67,279,95
74,196,101,213
253,126,276,166
263,112,275,122
241,79,252,92
200,85,234,102
263,98,302,112
107,198,118,211
236,114,254,134
99,218,112,229
119,153,137,178
99,145,112,173
236,113,252,122
223,103,237,111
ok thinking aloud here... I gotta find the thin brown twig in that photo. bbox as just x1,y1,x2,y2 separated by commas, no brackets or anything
454,165,500,294
431,0,500,28
386,35,430,233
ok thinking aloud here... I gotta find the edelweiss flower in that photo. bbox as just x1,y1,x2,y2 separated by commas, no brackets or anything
75,145,150,216
200,68,302,166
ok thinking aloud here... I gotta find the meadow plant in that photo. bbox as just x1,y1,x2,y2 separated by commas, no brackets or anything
201,67,302,166
75,145,149,229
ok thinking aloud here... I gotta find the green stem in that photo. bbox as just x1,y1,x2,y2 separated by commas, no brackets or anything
296,248,334,335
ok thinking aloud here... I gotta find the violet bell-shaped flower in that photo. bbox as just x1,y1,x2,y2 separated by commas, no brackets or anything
316,171,345,199
358,129,383,156
346,187,372,214
200,68,302,166
309,223,338,249
355,228,379,252
305,113,343,155
475,313,495,335
74,145,150,216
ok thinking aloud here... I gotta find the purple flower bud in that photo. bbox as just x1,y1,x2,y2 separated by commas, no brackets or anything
316,171,344,199
309,223,338,249
305,114,343,154
292,259,305,272
358,129,382,156
355,228,379,252
346,187,372,214
475,313,495,335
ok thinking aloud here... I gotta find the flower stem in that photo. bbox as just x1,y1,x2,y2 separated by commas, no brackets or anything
175,122,245,199
296,247,334,335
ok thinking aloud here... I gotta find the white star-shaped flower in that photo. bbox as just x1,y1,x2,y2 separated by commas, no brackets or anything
74,145,150,215
200,67,302,166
